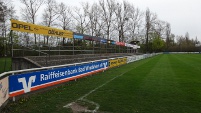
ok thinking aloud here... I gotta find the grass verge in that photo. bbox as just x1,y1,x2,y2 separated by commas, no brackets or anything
0,57,11,74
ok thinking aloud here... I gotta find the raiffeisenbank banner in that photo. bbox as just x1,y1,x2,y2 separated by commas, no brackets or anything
10,19,73,38
9,60,108,97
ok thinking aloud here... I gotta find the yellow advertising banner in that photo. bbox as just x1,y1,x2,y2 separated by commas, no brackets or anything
119,57,127,65
117,57,127,66
10,19,73,38
109,57,127,68
109,59,118,68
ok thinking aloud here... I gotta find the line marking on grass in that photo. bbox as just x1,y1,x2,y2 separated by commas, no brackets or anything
63,67,136,112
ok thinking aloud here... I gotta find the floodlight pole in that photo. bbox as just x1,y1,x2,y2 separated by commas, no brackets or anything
93,40,94,54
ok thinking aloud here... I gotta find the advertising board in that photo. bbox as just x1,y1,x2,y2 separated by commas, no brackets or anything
9,60,108,97
74,35,83,39
127,56,137,63
109,59,118,68
0,77,9,107
109,57,127,68
11,19,73,38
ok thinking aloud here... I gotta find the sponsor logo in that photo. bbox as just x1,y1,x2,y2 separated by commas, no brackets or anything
48,29,64,36
11,23,33,31
18,76,36,93
103,62,107,69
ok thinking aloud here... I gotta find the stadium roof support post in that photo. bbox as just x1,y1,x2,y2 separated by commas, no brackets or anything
99,41,101,54
119,45,120,53
9,30,13,57
106,42,108,54
92,40,94,54
38,35,41,56
115,44,117,53
127,46,128,53
73,38,75,55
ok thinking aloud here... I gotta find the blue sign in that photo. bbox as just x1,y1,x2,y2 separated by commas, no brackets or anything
9,60,108,97
111,41,116,45
93,37,101,42
74,35,83,39
100,39,107,43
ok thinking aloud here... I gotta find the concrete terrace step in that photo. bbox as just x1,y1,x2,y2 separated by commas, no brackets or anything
25,53,135,67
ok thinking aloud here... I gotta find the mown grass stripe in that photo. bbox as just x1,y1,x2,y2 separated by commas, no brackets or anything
87,54,201,113
171,54,201,71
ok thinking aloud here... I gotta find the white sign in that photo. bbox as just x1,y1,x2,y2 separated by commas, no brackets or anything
0,77,9,107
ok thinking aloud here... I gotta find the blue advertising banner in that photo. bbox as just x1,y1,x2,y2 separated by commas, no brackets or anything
100,39,107,43
111,41,116,45
9,60,108,97
92,37,101,42
74,35,83,39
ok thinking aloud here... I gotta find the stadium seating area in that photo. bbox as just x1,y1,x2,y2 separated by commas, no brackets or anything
26,53,135,67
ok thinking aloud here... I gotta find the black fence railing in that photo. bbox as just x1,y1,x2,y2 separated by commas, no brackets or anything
12,43,134,57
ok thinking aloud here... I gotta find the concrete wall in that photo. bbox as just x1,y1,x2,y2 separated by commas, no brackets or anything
12,57,41,71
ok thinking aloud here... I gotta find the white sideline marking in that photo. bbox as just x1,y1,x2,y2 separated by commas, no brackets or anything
63,67,135,112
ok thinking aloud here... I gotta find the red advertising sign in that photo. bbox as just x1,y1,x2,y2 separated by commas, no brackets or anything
116,42,125,46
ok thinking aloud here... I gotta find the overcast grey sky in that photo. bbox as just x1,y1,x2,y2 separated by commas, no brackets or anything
13,0,201,41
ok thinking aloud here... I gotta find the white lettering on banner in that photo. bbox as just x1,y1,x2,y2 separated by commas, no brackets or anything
85,66,89,71
100,63,103,67
39,63,107,82
40,71,66,81
78,67,85,72
18,76,36,93
68,68,78,75
88,64,100,70
103,62,107,69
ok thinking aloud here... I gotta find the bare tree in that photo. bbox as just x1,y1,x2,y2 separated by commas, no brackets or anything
114,1,130,42
0,1,8,37
86,3,97,36
0,0,17,37
84,2,103,37
0,0,18,59
195,36,199,44
20,0,45,44
145,8,157,52
42,0,59,44
42,0,59,27
99,0,115,40
170,33,175,46
174,33,198,52
58,2,72,45
185,32,190,46
153,20,166,37
0,1,4,21
72,4,89,34
126,4,143,43
165,22,171,49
